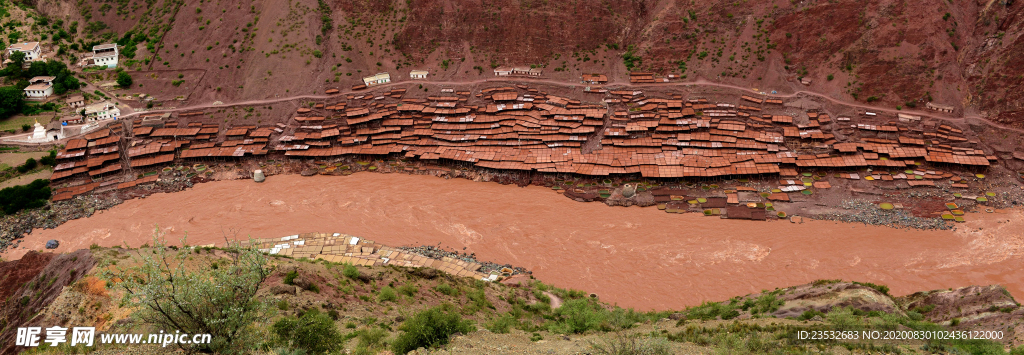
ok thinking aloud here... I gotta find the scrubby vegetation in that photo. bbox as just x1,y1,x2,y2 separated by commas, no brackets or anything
390,305,475,354
71,236,1023,355
103,233,272,353
0,178,51,215
273,309,344,354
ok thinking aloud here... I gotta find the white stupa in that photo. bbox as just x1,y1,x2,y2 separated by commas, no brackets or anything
30,119,45,140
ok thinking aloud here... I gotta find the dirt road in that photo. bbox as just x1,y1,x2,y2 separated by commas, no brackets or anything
110,77,1023,135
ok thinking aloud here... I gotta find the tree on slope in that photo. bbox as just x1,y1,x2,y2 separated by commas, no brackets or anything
116,71,133,88
105,231,272,353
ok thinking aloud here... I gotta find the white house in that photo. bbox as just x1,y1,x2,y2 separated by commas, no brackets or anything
362,72,391,86
24,76,55,99
45,121,65,141
409,70,428,79
493,67,513,76
5,42,42,67
84,101,121,121
66,95,85,108
89,43,119,68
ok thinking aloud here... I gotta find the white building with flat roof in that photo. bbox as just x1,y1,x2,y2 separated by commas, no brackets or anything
6,42,41,61
362,72,391,86
5,42,42,67
24,76,55,99
410,70,428,79
90,43,119,68
84,101,121,121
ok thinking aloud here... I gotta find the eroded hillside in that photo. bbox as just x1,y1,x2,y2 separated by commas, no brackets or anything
21,0,1024,124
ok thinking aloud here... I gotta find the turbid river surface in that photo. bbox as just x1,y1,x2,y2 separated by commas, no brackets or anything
6,173,1023,310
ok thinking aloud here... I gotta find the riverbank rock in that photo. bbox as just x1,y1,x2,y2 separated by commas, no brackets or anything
622,184,636,198
45,240,59,249
253,169,265,183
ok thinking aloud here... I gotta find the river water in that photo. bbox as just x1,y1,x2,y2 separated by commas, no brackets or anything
7,173,1023,310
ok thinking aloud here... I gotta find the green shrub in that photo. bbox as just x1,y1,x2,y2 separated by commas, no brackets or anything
720,308,741,320
853,282,890,296
391,305,474,354
589,332,671,355
342,263,359,279
283,270,298,285
397,283,418,297
107,234,271,353
0,179,51,214
532,289,551,304
913,304,936,314
464,288,493,314
686,301,730,321
356,327,388,351
116,71,132,88
40,151,57,166
273,309,343,354
378,286,397,302
826,307,860,331
550,299,606,334
749,293,784,315
798,309,825,320
906,311,924,321
16,158,37,173
277,300,289,310
485,313,516,334
21,124,30,132
434,283,458,297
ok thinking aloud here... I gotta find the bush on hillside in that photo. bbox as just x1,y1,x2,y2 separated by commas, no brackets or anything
391,305,474,354
589,332,671,355
378,286,397,302
117,71,133,88
273,309,344,354
342,263,360,279
549,298,607,334
433,283,459,297
0,179,51,215
16,158,37,173
40,151,57,166
485,313,517,334
105,232,272,353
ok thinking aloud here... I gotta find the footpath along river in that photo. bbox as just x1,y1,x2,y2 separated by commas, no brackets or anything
6,173,1023,310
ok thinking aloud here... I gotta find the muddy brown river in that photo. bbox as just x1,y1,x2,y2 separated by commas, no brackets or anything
6,173,1023,310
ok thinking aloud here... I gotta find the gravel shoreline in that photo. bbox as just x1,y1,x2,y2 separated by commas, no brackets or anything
397,245,531,276
812,199,951,230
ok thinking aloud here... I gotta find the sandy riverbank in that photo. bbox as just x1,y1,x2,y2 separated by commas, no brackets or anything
5,173,1022,310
